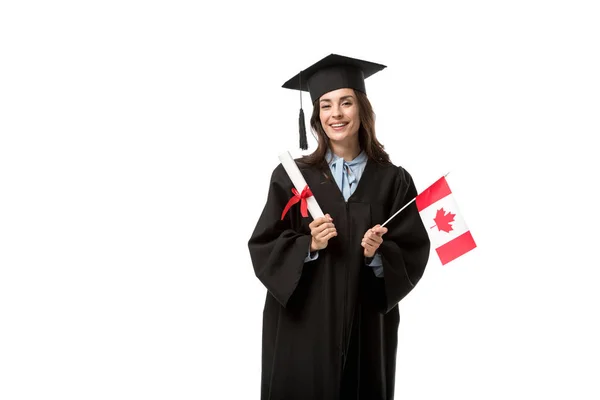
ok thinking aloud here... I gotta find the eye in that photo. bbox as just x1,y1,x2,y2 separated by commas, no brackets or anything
320,104,331,109
342,101,352,106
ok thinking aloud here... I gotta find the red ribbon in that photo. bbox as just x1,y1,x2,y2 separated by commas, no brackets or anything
281,185,313,220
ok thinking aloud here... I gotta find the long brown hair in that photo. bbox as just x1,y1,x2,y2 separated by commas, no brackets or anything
301,90,391,170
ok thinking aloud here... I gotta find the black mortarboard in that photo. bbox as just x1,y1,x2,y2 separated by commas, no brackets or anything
282,54,387,150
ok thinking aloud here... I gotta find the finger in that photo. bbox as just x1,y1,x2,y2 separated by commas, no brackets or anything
364,230,382,241
314,222,335,236
367,235,383,245
370,226,388,236
364,230,374,240
322,228,337,238
363,237,381,249
368,236,383,247
315,231,336,248
361,239,375,249
322,222,336,233
317,227,337,240
322,230,337,242
311,221,328,235
309,216,329,229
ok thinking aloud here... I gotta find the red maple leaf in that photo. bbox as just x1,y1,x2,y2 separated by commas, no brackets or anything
431,208,455,233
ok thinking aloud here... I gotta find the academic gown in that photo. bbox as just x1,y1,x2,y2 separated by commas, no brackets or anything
248,158,431,400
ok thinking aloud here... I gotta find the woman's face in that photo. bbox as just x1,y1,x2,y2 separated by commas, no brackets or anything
318,88,360,145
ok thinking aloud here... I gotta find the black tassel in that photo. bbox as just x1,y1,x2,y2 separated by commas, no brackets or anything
299,108,308,150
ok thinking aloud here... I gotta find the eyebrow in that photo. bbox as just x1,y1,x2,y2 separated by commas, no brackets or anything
320,95,355,103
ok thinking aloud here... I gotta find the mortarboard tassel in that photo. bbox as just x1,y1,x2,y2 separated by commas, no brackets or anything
298,72,308,150
299,108,307,150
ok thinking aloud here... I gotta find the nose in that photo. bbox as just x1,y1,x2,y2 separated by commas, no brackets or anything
332,104,343,118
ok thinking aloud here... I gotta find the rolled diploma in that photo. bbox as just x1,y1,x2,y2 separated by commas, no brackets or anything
278,151,325,219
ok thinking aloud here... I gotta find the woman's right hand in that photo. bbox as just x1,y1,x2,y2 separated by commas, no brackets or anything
309,214,337,251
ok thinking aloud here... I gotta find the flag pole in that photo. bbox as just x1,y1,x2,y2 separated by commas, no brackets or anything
381,171,450,228
381,198,415,227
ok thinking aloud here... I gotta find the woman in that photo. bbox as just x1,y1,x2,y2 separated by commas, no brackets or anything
248,54,431,400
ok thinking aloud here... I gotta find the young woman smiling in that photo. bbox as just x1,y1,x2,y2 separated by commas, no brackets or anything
248,54,431,400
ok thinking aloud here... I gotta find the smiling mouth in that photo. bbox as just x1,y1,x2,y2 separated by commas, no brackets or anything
330,123,347,129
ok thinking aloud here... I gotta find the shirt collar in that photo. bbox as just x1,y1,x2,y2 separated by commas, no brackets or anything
326,149,368,167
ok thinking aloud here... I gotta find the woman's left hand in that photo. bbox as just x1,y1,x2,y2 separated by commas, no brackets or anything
361,224,388,258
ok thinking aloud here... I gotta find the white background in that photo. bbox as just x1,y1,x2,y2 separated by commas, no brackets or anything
1,1,599,399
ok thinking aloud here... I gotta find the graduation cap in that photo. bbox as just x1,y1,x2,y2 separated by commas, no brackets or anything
282,53,387,150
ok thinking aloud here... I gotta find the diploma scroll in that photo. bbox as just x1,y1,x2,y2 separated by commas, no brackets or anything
278,151,325,219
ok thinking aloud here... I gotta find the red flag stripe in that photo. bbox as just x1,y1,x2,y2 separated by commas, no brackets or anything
416,176,452,212
436,230,477,265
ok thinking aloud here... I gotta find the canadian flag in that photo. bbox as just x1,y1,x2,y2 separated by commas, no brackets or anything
416,176,476,265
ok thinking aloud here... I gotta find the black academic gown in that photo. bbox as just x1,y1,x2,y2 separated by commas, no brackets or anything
248,158,431,400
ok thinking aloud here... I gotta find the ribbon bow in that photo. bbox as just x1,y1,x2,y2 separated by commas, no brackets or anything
281,185,313,220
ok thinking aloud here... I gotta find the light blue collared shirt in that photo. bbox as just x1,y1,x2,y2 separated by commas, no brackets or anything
305,150,384,277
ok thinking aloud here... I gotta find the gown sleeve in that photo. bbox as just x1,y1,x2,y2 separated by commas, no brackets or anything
378,167,431,312
248,164,313,308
